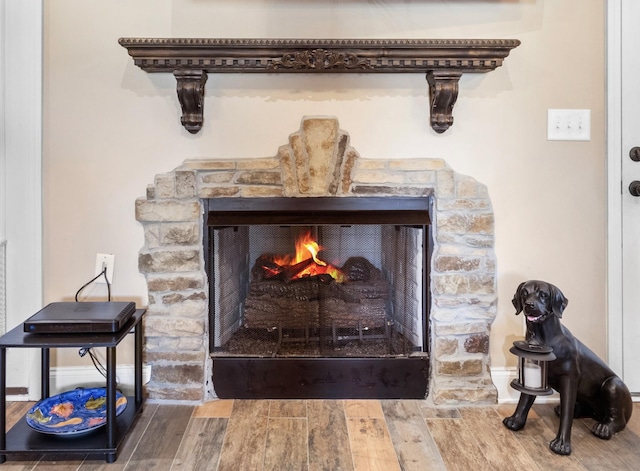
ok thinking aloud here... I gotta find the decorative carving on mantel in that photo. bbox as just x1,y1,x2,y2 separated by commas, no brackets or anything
119,38,520,134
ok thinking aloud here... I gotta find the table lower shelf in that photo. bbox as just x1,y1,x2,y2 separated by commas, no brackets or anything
1,396,142,462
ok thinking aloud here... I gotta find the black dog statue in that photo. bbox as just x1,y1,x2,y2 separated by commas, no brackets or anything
503,280,633,455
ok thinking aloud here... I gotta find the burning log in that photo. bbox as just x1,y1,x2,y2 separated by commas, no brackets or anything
244,296,388,329
244,255,390,330
341,257,382,282
266,258,318,283
247,276,376,304
251,255,284,281
251,256,334,283
252,255,382,284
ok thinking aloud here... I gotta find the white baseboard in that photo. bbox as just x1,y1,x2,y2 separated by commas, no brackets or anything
7,364,151,401
492,367,559,404
9,365,560,404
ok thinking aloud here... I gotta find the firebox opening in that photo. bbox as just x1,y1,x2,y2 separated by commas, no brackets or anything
204,197,432,399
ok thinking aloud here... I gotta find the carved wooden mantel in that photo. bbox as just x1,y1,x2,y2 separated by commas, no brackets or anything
119,38,520,134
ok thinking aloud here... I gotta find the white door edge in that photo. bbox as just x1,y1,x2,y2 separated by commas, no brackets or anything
606,0,624,375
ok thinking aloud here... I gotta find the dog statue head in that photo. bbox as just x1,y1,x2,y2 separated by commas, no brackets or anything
512,280,568,323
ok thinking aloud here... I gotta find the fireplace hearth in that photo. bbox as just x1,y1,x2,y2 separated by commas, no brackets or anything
136,116,498,404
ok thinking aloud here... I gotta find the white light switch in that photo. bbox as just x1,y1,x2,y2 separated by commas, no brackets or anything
547,109,591,141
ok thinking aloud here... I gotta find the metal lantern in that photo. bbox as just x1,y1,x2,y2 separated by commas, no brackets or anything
510,340,556,396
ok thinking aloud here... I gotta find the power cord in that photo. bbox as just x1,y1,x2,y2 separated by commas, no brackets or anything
74,267,111,302
74,267,112,380
78,349,108,380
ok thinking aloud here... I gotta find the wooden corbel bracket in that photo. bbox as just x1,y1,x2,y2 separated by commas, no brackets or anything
173,70,208,134
427,71,463,134
119,38,520,134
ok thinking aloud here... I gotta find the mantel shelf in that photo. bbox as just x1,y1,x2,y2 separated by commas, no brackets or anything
119,38,520,134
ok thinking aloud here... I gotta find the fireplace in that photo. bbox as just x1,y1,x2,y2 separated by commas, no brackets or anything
205,197,431,398
136,116,498,404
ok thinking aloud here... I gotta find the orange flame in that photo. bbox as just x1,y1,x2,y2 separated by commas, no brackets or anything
272,231,345,282
296,234,325,266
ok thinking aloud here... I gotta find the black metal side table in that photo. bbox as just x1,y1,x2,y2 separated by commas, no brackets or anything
0,309,145,464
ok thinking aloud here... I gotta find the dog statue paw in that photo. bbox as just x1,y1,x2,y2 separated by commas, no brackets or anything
592,421,615,440
502,415,526,431
503,280,633,456
550,436,572,456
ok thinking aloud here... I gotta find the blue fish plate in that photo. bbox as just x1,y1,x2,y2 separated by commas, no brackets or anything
26,387,127,436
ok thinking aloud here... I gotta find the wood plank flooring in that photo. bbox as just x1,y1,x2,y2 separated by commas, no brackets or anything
4,400,640,470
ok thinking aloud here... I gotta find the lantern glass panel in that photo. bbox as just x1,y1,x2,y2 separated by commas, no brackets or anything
522,358,544,389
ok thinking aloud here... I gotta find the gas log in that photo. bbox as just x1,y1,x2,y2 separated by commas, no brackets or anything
244,256,390,329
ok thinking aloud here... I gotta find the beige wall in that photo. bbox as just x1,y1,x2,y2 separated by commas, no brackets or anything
43,0,607,373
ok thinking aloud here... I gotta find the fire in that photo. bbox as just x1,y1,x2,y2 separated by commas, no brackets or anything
270,231,345,283
296,234,325,266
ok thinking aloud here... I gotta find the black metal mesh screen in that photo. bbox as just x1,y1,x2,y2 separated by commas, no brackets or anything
211,224,424,358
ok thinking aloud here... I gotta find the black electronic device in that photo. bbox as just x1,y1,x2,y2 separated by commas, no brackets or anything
23,302,136,334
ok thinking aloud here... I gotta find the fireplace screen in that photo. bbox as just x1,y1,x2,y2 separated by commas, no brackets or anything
205,198,431,360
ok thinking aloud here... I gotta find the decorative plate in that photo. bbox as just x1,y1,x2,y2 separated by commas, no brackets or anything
26,387,127,436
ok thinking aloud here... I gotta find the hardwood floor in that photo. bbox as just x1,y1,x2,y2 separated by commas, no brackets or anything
4,400,640,470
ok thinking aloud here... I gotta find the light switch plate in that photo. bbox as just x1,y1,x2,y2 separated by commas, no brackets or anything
547,109,591,141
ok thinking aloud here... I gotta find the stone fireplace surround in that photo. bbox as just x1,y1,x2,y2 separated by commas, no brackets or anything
136,116,497,404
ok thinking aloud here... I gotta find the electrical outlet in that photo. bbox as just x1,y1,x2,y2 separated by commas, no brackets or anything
547,109,591,141
95,253,115,284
